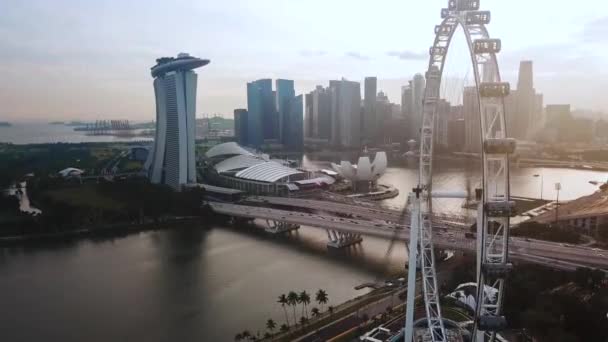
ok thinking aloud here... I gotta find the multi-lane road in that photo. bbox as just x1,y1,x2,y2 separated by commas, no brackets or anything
246,196,472,228
208,201,608,272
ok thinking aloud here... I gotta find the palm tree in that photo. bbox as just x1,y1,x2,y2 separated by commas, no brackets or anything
299,290,311,319
266,319,276,336
234,332,243,341
287,291,299,324
277,294,290,327
280,324,289,333
311,307,320,319
315,289,329,312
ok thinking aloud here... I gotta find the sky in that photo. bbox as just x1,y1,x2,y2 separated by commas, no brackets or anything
0,0,607,122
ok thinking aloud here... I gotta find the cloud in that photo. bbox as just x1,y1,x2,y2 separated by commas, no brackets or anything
299,49,327,57
344,51,370,61
582,16,608,43
386,50,427,60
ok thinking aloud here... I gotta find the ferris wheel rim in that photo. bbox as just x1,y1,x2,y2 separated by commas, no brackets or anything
414,8,512,342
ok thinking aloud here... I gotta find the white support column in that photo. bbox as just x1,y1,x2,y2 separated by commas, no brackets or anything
405,193,420,342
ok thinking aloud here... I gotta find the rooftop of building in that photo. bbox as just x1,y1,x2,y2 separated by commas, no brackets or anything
534,187,608,222
206,142,306,184
151,53,210,78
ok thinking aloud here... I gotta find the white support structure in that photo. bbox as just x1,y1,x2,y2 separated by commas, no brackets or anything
404,1,512,341
326,229,363,248
265,220,300,234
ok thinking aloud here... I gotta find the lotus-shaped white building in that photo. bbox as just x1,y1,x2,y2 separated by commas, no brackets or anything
331,151,387,192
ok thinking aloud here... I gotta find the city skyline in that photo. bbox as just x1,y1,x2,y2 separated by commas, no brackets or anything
1,0,608,122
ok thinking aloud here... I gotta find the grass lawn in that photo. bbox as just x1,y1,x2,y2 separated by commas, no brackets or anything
43,184,125,210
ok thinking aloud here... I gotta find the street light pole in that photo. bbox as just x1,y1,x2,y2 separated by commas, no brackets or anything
555,182,561,225
533,174,544,201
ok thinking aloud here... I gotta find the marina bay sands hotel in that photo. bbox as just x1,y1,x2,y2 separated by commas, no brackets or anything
144,53,209,190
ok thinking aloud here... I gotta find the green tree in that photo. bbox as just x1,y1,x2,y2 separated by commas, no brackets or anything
299,290,311,319
279,324,289,333
277,294,290,327
265,319,276,336
299,316,308,326
328,306,334,316
287,291,299,324
241,330,251,340
315,289,328,312
311,307,320,319
234,333,243,341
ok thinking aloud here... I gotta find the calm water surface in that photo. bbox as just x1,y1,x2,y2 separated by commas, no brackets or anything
0,123,151,144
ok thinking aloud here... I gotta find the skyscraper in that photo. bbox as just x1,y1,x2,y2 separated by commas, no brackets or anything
276,79,296,144
305,92,313,138
246,79,274,147
434,99,450,149
401,85,412,119
312,86,332,140
330,79,361,148
410,74,426,141
363,77,377,144
234,109,248,146
146,53,209,190
283,95,304,150
507,60,541,140
463,86,481,153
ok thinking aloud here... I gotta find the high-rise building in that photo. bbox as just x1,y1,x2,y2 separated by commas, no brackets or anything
246,79,275,147
305,93,313,138
463,86,481,153
234,109,248,146
409,74,426,141
146,53,209,190
312,86,332,140
435,99,450,149
517,61,533,91
401,85,412,119
507,60,541,140
363,77,377,144
276,79,296,144
330,79,361,148
283,95,304,150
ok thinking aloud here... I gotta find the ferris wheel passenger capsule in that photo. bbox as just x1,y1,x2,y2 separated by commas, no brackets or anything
474,39,502,54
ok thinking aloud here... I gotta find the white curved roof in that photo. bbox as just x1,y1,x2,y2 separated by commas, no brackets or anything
206,142,253,159
214,154,266,173
331,151,387,181
235,161,303,183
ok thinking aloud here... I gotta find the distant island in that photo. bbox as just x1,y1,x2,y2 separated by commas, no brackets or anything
0,122,11,127
65,121,88,126
49,121,65,125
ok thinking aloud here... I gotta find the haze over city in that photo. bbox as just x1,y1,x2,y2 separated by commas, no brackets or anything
2,1,608,341
1,0,608,122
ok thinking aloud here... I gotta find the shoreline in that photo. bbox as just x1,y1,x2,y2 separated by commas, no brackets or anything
0,216,213,245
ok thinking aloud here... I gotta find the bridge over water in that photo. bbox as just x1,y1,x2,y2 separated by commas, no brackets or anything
208,201,608,272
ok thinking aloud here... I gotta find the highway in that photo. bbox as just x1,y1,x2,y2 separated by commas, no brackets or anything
209,202,608,271
245,196,472,228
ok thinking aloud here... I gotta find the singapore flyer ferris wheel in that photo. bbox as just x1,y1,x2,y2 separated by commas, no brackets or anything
404,1,516,342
